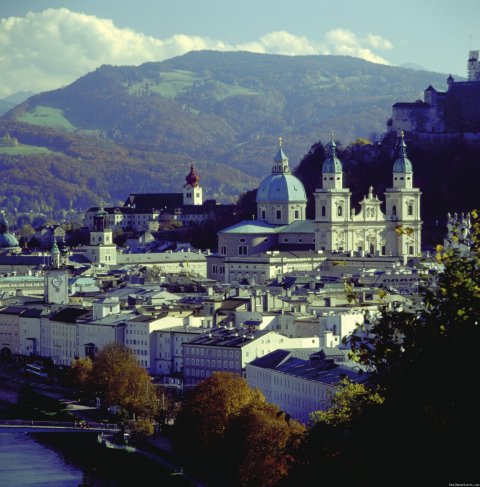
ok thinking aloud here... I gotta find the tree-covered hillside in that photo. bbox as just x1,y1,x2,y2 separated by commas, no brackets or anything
0,50,460,215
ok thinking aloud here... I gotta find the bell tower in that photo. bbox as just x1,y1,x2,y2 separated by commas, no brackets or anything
384,132,422,256
183,165,203,205
44,239,69,305
315,134,352,251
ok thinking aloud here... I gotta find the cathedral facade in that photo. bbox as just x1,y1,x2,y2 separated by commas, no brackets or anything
315,134,422,257
208,133,422,284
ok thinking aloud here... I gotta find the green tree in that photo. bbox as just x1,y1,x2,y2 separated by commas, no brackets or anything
291,211,480,487
309,378,384,427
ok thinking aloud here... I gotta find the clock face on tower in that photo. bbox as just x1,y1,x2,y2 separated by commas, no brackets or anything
52,276,63,288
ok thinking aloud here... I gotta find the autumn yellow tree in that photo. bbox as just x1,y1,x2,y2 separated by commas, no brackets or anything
66,356,93,397
174,371,263,454
91,343,159,424
227,400,306,487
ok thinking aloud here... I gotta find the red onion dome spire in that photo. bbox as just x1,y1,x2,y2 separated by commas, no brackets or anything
184,165,200,187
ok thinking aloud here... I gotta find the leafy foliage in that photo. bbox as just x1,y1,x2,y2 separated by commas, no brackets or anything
309,378,384,427
90,343,159,423
173,372,305,486
289,211,480,487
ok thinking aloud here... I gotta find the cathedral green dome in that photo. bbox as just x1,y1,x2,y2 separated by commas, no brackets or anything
322,138,343,173
256,173,307,203
256,140,307,204
393,135,413,173
0,213,19,249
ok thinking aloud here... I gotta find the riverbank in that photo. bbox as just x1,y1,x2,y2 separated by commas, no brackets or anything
34,432,196,486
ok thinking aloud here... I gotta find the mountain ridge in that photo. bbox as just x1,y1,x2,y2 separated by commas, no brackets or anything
0,50,453,215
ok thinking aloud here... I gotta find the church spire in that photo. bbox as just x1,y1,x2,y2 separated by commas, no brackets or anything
392,131,414,190
323,132,343,174
272,136,290,174
393,131,413,174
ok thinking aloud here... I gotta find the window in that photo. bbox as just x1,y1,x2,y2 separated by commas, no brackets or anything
321,206,326,217
392,205,397,217
261,210,266,219
212,265,218,274
408,204,413,216
239,238,246,243
238,245,248,255
220,245,227,255
369,244,375,255
337,206,343,217
276,210,282,220
294,210,299,219
409,245,414,255
381,245,386,256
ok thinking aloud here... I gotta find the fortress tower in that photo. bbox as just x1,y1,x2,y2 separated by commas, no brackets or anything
468,50,480,81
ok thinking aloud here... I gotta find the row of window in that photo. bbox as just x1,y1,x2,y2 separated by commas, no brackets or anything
186,358,241,369
126,338,147,345
319,204,415,218
185,347,239,358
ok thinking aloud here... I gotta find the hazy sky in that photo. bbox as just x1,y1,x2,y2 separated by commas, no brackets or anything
0,0,478,98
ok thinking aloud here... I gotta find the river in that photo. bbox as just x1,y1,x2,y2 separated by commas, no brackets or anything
0,432,193,486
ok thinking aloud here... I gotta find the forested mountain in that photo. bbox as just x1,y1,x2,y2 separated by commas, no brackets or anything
0,50,458,215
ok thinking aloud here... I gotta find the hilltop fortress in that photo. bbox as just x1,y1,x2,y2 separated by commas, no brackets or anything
389,50,480,136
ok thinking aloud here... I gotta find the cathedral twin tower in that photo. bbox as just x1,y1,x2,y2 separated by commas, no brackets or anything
314,133,422,257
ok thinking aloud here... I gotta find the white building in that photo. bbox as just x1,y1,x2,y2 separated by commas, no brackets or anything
76,208,117,266
19,308,44,357
183,327,319,386
152,324,204,376
246,347,369,425
116,250,207,277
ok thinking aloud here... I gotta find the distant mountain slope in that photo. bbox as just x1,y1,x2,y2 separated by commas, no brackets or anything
1,50,452,213
0,91,36,116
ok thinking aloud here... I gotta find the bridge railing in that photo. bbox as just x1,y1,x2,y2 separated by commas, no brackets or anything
0,419,119,430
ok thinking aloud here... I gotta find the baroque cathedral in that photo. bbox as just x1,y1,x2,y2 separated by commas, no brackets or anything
208,132,422,284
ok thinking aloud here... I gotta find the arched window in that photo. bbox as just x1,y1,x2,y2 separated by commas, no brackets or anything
276,210,282,220
337,206,343,217
261,210,266,219
408,204,413,216
369,244,375,255
321,206,326,217
392,205,397,217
